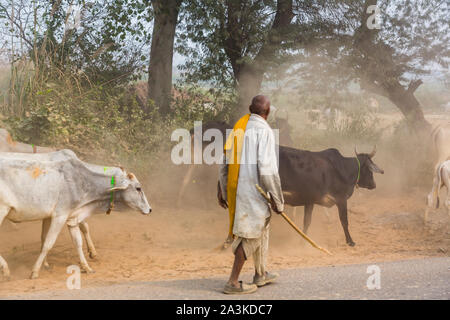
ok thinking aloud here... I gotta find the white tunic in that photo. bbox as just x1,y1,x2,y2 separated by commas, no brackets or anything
219,114,284,239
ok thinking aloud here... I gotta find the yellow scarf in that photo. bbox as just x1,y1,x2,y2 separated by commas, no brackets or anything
224,114,251,237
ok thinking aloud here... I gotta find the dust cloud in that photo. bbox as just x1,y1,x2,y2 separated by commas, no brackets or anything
0,113,449,297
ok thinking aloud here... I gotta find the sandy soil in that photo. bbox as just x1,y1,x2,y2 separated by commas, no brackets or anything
0,185,448,297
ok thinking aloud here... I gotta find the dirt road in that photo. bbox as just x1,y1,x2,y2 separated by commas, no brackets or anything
0,185,449,298
4,257,449,299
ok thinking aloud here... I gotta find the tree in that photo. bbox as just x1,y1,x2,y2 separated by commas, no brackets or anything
147,0,182,117
179,0,337,118
225,0,294,115
0,0,150,85
352,0,442,131
294,0,449,131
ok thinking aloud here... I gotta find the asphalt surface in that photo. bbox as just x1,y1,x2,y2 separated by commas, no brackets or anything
3,257,449,300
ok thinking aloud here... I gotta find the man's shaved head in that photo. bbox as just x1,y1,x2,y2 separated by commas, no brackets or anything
249,95,270,118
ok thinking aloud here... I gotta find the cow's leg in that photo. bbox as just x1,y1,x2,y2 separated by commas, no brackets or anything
7,220,18,230
79,221,97,259
284,206,297,222
445,186,450,216
41,218,51,269
177,165,195,207
0,206,11,278
30,215,67,279
337,201,355,246
425,173,440,223
443,170,450,216
424,207,431,224
292,206,297,222
68,225,94,273
303,204,314,234
322,207,331,222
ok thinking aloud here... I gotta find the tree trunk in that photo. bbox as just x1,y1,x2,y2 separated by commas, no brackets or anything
148,0,181,117
361,77,431,133
356,0,431,134
235,64,265,119
386,82,430,132
221,0,294,119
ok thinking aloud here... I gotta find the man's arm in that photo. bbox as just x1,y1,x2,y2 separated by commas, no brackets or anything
218,154,228,209
260,175,284,213
257,128,284,213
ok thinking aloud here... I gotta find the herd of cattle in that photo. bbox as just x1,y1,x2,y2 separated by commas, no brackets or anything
0,120,449,280
0,129,151,279
182,121,449,247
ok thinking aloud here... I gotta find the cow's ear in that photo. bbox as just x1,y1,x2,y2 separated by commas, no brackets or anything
369,145,377,158
109,185,128,191
368,161,384,174
109,180,130,191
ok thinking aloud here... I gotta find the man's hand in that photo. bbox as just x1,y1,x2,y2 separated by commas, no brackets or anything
219,195,228,209
269,194,282,214
217,182,228,209
219,196,228,209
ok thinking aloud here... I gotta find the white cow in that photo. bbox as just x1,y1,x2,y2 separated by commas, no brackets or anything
425,160,450,222
0,128,53,153
0,128,98,266
0,149,151,279
431,125,450,172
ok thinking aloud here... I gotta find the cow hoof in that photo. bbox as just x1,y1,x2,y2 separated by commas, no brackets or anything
43,262,51,270
1,268,11,280
347,241,355,247
89,252,98,260
81,266,95,274
30,272,39,279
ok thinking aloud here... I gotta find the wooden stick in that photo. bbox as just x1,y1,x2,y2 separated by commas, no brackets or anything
256,184,332,256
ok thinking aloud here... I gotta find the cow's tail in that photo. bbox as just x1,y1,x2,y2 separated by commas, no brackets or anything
430,125,441,140
434,164,443,209
430,125,442,152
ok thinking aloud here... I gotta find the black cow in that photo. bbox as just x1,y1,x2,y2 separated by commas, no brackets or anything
189,120,384,246
278,145,384,246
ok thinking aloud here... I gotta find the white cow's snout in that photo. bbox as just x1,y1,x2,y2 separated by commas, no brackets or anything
140,193,152,215
142,206,152,215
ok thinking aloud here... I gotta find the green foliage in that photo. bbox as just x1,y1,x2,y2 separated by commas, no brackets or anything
177,0,339,91
291,0,449,101
177,0,274,88
171,85,238,125
0,0,152,87
0,0,447,184
3,74,171,175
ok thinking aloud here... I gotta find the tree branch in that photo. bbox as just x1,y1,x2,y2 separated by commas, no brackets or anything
360,77,388,98
0,3,33,49
223,0,244,78
407,79,423,93
254,0,294,65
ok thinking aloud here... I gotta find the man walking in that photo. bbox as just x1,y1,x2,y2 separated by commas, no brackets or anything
218,95,284,294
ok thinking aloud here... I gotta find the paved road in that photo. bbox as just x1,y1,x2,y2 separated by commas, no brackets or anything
4,257,450,300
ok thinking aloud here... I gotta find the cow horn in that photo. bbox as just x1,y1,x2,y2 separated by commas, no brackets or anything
369,145,377,158
354,146,358,156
